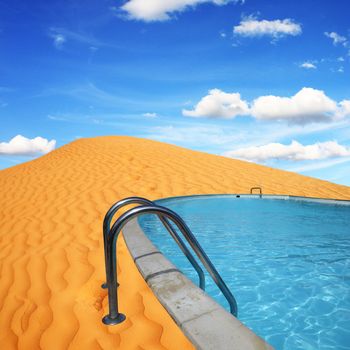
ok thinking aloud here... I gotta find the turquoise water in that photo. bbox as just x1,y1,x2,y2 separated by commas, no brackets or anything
138,195,350,350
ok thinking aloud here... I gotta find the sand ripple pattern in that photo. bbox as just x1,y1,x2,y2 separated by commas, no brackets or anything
0,136,349,349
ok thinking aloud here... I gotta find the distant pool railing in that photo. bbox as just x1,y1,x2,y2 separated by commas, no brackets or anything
250,187,262,196
101,196,238,325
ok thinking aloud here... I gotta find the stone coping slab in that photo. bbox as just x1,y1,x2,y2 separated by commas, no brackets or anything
123,219,274,350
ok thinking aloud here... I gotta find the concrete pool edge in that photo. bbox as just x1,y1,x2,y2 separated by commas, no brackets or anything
123,218,274,350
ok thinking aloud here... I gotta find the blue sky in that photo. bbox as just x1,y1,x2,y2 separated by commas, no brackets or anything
1,0,350,185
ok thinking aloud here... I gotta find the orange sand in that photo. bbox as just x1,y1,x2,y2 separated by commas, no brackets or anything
1,136,349,350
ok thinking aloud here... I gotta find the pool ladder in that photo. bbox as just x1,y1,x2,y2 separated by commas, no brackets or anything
250,187,262,197
101,196,238,325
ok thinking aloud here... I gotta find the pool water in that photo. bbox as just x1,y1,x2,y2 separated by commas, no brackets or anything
138,195,350,350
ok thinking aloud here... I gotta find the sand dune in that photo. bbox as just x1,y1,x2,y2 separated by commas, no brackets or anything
0,136,349,350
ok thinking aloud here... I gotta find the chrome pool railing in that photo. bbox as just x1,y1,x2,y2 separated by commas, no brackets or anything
101,196,205,290
102,203,238,325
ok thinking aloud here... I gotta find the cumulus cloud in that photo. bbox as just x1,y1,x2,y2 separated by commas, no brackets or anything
182,89,249,118
120,0,238,22
251,87,340,123
233,17,301,39
0,135,56,156
300,62,317,69
184,87,350,123
324,31,348,46
225,140,350,162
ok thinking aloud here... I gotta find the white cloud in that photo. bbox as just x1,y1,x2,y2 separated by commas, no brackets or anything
233,17,301,39
225,140,350,162
182,89,249,118
287,157,350,173
48,114,68,121
48,27,111,49
184,87,350,124
251,88,340,123
0,135,56,156
120,0,238,21
146,124,241,145
324,31,348,46
336,100,350,119
300,62,317,69
50,32,66,49
144,117,350,155
143,112,158,118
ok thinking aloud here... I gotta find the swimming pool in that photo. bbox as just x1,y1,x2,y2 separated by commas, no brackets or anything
139,195,350,350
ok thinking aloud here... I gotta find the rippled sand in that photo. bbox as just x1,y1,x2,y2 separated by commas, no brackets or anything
0,136,349,350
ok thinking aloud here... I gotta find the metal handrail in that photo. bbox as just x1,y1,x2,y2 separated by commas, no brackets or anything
102,204,238,325
101,197,205,290
250,187,262,196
